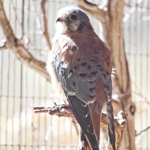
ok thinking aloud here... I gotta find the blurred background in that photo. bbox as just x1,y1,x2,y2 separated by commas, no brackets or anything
0,0,150,150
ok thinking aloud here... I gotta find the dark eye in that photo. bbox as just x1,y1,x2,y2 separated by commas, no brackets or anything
71,15,77,20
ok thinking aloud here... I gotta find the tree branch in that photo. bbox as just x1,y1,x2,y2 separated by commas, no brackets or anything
136,125,150,136
74,0,106,23
123,1,144,23
34,103,127,150
0,0,51,82
40,0,52,50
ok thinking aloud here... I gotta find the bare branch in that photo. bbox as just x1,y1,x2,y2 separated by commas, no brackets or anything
136,125,150,136
11,0,22,27
34,103,79,135
123,1,144,23
34,103,127,129
125,1,148,9
74,0,106,23
0,0,51,82
34,103,127,150
34,103,75,118
40,0,52,50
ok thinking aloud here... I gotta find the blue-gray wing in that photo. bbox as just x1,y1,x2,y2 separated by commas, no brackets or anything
50,35,114,150
53,40,112,105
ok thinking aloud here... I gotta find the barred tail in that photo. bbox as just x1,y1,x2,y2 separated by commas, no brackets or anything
106,101,116,150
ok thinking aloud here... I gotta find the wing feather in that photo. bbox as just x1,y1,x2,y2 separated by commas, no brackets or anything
67,95,99,150
47,32,115,150
52,35,112,105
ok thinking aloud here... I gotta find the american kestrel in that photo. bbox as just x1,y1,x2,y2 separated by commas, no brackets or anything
46,6,115,150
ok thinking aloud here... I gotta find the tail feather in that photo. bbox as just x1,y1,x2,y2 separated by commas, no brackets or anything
79,111,101,150
106,101,116,150
67,95,99,150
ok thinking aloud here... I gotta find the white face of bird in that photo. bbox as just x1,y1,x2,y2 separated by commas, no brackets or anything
55,6,90,34
55,19,68,34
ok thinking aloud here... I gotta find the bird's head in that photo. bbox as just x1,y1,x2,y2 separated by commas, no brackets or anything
55,6,91,34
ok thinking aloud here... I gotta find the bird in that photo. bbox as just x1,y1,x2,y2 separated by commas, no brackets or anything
46,6,115,150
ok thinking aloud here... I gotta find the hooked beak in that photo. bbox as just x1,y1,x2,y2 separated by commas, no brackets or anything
56,17,64,23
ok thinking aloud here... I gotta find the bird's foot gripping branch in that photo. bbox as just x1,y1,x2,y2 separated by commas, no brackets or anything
34,103,127,150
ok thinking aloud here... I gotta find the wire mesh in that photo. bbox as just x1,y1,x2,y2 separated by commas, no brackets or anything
124,0,150,149
0,0,150,150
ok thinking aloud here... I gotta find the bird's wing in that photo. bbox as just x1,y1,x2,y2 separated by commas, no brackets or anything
67,95,99,150
53,33,112,105
51,32,115,150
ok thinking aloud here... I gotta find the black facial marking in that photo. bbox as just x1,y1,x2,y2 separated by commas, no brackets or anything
78,22,86,31
77,58,80,61
107,62,109,66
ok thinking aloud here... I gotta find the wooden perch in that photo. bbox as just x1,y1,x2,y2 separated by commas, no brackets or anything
34,103,127,150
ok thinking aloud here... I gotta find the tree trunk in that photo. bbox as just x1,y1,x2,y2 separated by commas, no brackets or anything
102,1,136,150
